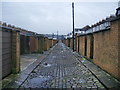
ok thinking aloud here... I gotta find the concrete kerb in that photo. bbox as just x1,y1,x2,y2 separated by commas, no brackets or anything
3,43,57,89
65,45,120,90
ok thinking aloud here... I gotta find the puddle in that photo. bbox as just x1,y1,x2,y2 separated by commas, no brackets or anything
52,56,56,58
43,63,52,67
81,60,86,63
73,52,76,54
73,78,76,80
29,75,50,85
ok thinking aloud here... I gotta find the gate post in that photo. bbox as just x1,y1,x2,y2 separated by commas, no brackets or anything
11,30,20,73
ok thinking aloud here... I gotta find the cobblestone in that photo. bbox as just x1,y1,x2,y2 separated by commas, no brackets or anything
19,42,106,89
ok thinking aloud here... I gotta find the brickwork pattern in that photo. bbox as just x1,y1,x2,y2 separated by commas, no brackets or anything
75,34,78,52
29,36,36,53
38,37,44,53
70,38,73,49
93,19,120,80
86,34,93,59
35,37,38,52
11,30,20,73
44,37,49,51
79,35,86,56
49,39,53,48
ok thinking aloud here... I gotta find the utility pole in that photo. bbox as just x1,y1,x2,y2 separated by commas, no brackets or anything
57,31,58,40
72,2,75,52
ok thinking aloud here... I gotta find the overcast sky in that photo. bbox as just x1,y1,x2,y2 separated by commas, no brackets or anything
1,1,118,35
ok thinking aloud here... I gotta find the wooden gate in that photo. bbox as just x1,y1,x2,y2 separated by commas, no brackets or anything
1,28,12,78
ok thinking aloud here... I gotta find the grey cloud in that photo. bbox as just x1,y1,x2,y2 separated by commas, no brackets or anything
2,2,118,35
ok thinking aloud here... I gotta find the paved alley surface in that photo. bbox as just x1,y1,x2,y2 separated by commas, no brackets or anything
19,42,106,89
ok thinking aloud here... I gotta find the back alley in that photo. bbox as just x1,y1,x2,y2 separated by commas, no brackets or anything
4,41,120,89
20,41,105,89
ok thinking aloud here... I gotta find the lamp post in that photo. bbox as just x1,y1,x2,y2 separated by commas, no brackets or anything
72,2,75,52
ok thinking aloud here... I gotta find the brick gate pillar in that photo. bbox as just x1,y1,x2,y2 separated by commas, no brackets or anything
11,30,20,73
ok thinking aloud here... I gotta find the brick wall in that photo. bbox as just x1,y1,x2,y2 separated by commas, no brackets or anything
44,37,49,51
78,36,80,53
93,18,120,80
118,19,120,79
47,39,50,50
35,37,38,52
63,39,67,46
86,34,94,59
20,35,26,54
11,30,20,73
53,40,57,45
79,35,87,56
65,39,68,46
70,38,73,49
66,39,68,46
49,39,53,48
67,38,70,47
1,28,20,78
38,36,44,53
29,36,36,53
25,36,30,53
75,34,78,51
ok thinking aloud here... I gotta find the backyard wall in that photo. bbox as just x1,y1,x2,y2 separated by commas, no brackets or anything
93,17,120,80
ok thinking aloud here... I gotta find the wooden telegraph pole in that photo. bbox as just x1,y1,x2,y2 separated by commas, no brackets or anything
72,2,75,51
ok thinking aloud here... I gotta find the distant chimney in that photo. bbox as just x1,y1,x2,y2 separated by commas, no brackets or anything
101,19,105,23
116,1,120,16
96,22,100,25
91,25,94,27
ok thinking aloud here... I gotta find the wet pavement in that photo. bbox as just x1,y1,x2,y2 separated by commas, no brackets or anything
3,41,120,89
20,54,42,71
19,42,106,89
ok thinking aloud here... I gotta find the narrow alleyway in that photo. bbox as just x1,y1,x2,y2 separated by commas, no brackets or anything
19,41,105,89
